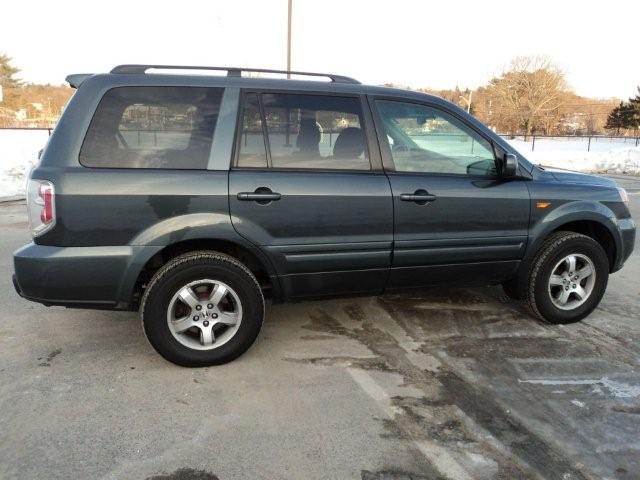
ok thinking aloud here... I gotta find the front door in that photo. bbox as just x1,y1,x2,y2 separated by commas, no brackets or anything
229,91,393,298
371,98,530,288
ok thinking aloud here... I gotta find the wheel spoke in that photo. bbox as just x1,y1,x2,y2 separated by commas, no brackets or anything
576,264,593,279
549,275,564,286
574,285,587,300
566,255,577,274
209,284,228,307
215,311,239,326
557,288,571,305
171,316,193,333
200,325,215,346
178,286,200,309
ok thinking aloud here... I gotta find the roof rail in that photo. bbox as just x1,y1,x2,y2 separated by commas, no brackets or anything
110,64,360,84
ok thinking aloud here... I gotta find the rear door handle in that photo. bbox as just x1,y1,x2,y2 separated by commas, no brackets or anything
237,192,281,201
400,189,437,204
237,188,281,203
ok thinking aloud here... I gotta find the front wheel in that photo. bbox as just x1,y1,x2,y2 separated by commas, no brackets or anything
526,232,609,324
140,251,264,367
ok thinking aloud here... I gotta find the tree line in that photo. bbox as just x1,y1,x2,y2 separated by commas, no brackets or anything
417,56,637,137
0,54,72,128
1,53,638,136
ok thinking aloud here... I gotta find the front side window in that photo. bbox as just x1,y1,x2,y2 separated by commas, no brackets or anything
236,93,370,170
376,100,497,176
80,86,224,169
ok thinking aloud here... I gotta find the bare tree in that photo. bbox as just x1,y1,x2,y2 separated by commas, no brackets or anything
485,56,568,137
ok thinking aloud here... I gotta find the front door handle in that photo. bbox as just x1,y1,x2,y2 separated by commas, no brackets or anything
237,187,281,204
400,189,437,204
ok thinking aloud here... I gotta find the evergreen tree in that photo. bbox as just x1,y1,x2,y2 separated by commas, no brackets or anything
605,102,627,134
627,87,640,131
605,88,640,134
0,54,22,88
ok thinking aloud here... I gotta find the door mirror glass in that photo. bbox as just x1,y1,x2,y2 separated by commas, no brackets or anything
467,159,498,176
502,153,518,177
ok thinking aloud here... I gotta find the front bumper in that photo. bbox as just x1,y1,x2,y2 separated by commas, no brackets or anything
13,242,161,310
613,218,636,272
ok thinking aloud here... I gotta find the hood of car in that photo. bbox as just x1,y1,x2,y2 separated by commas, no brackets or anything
544,168,617,188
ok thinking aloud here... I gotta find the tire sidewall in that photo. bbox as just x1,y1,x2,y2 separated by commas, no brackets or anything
533,236,608,323
142,255,264,367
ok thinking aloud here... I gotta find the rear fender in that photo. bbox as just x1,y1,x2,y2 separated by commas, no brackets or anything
115,213,279,305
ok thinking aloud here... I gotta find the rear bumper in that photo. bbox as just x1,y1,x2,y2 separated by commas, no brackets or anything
13,242,161,310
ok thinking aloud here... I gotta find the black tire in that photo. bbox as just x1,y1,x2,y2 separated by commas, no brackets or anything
526,231,609,324
140,251,264,367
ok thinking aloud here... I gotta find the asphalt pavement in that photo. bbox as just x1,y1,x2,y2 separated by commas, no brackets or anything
1,176,639,480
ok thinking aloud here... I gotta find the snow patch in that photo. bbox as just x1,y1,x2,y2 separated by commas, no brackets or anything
508,139,640,175
519,377,640,398
0,129,49,199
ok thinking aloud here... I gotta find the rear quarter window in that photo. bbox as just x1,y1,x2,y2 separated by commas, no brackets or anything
79,86,224,169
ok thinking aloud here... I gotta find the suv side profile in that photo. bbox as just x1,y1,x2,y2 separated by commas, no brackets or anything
13,65,636,367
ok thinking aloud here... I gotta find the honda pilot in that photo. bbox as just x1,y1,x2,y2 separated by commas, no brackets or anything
12,65,636,366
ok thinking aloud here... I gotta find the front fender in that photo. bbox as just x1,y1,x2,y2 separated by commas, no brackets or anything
526,200,623,266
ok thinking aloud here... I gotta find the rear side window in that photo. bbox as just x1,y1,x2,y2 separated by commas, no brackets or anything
237,93,268,168
236,92,370,170
80,86,224,169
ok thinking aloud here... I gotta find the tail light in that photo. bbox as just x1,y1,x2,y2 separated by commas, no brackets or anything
27,179,56,237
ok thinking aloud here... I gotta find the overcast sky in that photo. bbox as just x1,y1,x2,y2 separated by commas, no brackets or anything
2,0,638,99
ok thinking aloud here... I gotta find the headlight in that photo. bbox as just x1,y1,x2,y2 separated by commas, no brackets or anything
617,187,629,206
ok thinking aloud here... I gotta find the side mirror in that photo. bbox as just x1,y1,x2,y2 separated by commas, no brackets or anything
502,153,518,177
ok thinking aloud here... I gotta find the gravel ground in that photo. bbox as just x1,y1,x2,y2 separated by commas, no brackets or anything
0,176,639,480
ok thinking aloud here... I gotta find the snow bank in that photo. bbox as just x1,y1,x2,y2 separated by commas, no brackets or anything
0,129,49,199
508,139,640,175
1,130,639,199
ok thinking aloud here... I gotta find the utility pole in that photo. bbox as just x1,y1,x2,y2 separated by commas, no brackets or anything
287,0,292,78
460,90,473,114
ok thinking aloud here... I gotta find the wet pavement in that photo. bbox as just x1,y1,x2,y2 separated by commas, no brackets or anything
1,175,639,480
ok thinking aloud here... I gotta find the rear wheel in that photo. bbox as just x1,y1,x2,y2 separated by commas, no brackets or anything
526,232,609,324
141,251,264,367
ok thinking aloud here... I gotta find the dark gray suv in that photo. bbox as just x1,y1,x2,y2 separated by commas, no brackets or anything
13,65,636,366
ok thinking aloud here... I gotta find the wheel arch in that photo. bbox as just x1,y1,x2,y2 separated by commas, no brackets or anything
506,205,622,299
548,220,616,270
125,238,280,309
527,202,622,273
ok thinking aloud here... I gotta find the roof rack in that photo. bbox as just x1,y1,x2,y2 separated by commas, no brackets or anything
110,64,360,84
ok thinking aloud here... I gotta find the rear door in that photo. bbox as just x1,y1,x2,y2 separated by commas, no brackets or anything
229,91,393,299
371,97,530,288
